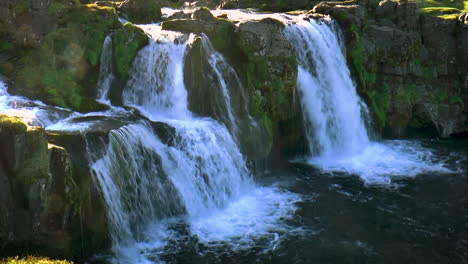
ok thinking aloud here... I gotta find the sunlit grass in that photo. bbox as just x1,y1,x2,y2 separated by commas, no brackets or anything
416,0,468,19
0,256,73,264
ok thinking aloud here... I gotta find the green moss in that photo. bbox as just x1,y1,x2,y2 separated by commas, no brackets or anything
417,0,468,19
421,6,462,19
0,115,28,133
15,4,120,111
112,22,149,80
365,90,391,127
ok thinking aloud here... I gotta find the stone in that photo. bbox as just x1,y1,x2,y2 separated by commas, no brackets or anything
118,0,162,24
0,114,110,260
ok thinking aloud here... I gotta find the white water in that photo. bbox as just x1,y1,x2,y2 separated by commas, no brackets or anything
97,35,115,104
285,20,452,184
91,26,298,263
123,38,190,120
200,34,240,138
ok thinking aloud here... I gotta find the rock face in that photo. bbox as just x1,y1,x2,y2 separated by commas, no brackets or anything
314,0,468,138
0,115,109,260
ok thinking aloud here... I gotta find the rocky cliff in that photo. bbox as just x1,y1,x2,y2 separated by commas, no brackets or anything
312,0,468,138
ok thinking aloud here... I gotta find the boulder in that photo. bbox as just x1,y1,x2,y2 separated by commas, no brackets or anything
118,0,162,24
112,22,149,80
161,14,235,52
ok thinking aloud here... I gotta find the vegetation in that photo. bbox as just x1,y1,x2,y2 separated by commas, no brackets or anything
15,3,120,111
0,115,28,133
417,0,468,19
0,257,73,264
112,22,149,80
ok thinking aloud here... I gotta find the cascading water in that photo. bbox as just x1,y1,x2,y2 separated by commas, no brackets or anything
285,20,370,158
198,34,243,138
97,35,115,104
91,26,298,263
285,19,451,184
123,37,190,120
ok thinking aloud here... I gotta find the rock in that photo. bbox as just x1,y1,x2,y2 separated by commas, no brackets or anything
312,2,367,30
166,10,191,20
0,114,110,260
375,0,398,19
236,17,303,155
420,15,457,76
151,121,177,146
112,22,149,80
191,7,214,20
3,3,122,112
118,0,162,24
161,16,235,52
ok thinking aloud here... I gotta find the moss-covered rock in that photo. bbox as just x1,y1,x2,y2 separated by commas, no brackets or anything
0,114,110,261
235,18,301,154
112,22,149,80
118,0,162,24
10,3,120,112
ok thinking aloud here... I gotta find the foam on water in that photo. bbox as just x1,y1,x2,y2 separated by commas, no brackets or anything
190,186,301,249
309,140,453,185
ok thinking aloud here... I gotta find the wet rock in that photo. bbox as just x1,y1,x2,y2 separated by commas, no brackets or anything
151,121,177,146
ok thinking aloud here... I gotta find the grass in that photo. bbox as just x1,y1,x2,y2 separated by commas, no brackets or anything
0,256,73,264
416,0,468,19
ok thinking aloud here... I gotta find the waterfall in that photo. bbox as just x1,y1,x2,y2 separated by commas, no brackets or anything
285,20,370,158
122,38,190,120
90,27,265,261
285,19,451,184
91,122,186,246
199,34,242,138
97,36,115,104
